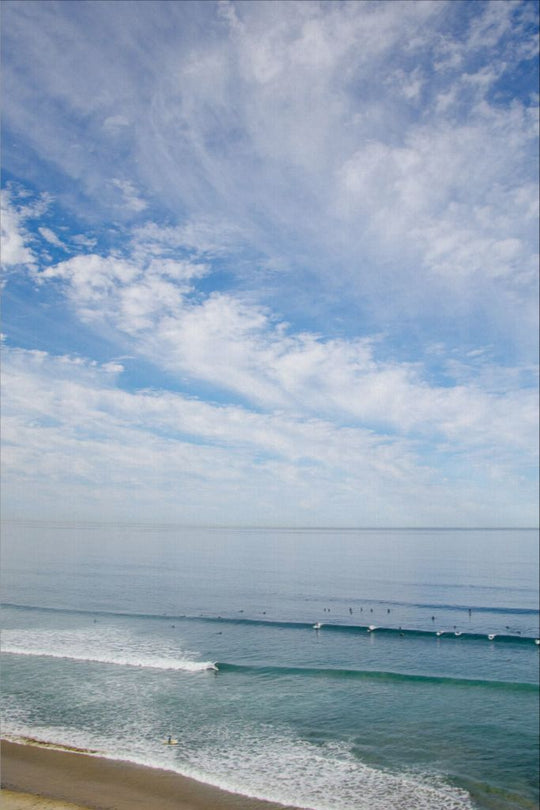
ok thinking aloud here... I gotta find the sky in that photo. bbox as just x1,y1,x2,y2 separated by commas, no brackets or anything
1,0,538,528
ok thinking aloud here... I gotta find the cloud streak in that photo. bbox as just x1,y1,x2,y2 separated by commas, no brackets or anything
1,0,538,525
36,235,537,458
2,345,536,526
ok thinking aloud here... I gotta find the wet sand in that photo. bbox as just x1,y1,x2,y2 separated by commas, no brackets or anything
1,789,92,809
1,741,299,810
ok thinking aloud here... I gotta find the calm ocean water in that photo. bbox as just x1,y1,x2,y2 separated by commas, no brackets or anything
1,522,538,810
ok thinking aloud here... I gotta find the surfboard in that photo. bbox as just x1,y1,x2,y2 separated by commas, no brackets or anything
163,738,178,745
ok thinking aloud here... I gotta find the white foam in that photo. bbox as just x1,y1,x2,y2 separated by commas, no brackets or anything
174,726,474,810
2,622,474,810
0,721,474,810
1,627,216,672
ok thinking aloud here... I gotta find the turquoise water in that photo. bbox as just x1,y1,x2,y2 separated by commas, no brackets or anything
1,523,538,810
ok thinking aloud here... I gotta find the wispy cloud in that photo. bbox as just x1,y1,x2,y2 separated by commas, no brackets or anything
3,1,536,346
38,226,68,250
1,189,38,269
1,0,538,525
2,345,535,526
35,232,538,456
111,179,148,213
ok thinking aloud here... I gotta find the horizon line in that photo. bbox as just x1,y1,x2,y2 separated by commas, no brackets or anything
1,519,538,531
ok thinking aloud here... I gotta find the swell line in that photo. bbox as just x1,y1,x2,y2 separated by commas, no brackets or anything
2,602,538,644
3,646,535,691
314,625,540,645
215,662,538,692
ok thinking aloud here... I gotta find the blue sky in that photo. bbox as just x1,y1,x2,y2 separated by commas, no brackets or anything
1,0,538,527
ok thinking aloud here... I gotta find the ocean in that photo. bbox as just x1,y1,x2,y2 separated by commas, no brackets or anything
1,522,538,810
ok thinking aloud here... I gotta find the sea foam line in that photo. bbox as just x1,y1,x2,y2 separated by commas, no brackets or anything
2,648,535,690
1,646,217,672
2,728,475,810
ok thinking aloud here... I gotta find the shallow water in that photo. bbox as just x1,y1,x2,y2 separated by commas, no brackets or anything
1,523,539,810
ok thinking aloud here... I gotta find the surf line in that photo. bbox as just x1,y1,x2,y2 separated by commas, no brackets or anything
214,662,537,691
309,623,537,643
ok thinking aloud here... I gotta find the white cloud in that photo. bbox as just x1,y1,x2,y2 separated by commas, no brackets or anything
0,346,414,523
2,1,537,344
1,190,36,268
1,1,538,525
2,346,536,526
132,219,246,258
337,102,537,288
38,226,67,250
34,239,538,473
111,179,147,213
40,250,208,332
72,234,97,249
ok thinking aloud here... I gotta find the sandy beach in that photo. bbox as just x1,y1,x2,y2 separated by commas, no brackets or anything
1,789,92,809
0,741,299,810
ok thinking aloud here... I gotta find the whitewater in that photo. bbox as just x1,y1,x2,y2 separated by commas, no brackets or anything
1,523,538,810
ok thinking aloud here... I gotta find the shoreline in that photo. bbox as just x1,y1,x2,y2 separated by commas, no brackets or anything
0,740,301,810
